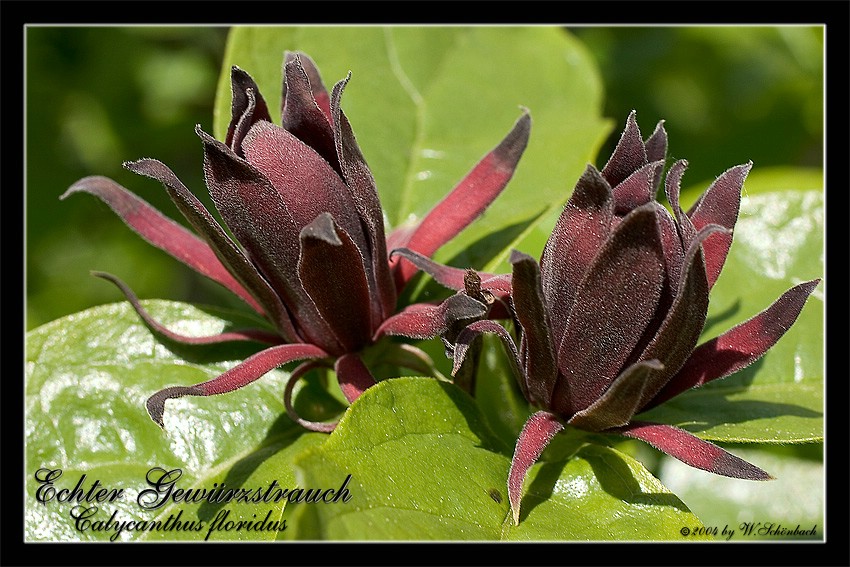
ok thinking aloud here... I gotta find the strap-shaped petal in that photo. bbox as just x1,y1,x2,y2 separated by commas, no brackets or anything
241,119,384,328
200,126,343,353
146,342,328,428
330,75,397,321
664,159,698,247
241,120,368,250
510,251,558,408
93,271,282,345
687,162,752,288
390,247,511,298
452,319,528,400
616,421,772,480
284,361,338,433
335,352,377,404
281,53,338,173
600,110,647,188
394,112,531,285
298,213,374,353
60,176,261,314
649,278,820,407
644,120,668,192
125,158,299,341
508,411,564,525
283,51,332,125
552,203,665,416
540,165,614,346
568,359,663,431
611,160,665,214
374,294,487,340
225,66,272,154
628,224,726,410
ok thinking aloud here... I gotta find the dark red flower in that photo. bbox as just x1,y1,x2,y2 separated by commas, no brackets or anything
404,111,820,524
63,52,530,432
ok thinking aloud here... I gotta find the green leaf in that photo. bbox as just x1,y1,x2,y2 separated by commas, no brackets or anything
293,377,707,540
215,26,611,278
641,168,824,443
25,301,330,541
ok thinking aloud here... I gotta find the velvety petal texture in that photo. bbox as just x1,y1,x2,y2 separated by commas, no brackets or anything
428,112,820,525
65,51,531,432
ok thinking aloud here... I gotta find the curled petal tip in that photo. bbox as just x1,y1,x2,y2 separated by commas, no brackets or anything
60,176,101,200
145,386,201,429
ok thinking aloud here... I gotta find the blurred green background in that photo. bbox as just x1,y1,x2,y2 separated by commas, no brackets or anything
25,25,823,330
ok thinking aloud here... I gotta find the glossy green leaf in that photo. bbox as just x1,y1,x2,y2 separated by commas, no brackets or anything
215,26,611,278
293,377,707,540
25,301,331,541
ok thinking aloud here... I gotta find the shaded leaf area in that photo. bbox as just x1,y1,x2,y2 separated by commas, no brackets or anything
291,378,708,541
216,26,611,281
25,301,332,541
637,381,823,443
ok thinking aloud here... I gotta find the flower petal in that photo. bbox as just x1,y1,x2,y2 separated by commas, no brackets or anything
283,51,332,124
146,343,328,428
124,158,299,341
93,271,282,345
374,294,487,340
540,165,614,345
664,159,698,245
283,361,338,433
240,119,381,329
241,120,367,249
60,176,261,313
616,421,772,480
389,247,511,299
199,126,342,352
452,319,528,400
225,67,272,157
297,213,374,353
508,411,564,525
600,110,647,188
649,278,821,407
393,111,531,285
330,75,397,320
552,203,665,416
335,352,377,404
687,162,752,288
628,224,726,410
644,120,668,186
281,53,338,173
568,359,663,431
509,251,558,408
611,160,664,214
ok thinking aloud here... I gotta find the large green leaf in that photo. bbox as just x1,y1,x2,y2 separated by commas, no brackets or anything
25,301,332,542
214,26,610,277
292,377,708,541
